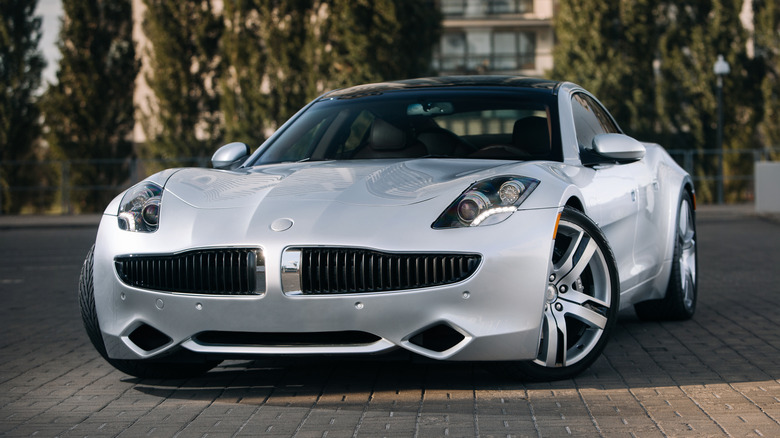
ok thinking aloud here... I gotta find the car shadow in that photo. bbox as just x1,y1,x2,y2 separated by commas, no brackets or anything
129,308,780,407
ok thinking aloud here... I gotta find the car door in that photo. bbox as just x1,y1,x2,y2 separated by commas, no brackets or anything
570,93,645,292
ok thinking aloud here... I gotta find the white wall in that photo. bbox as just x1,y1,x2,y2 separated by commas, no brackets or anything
755,162,780,213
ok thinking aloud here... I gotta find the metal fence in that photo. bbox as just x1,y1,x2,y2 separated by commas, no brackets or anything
667,148,780,204
0,157,209,215
1,148,778,215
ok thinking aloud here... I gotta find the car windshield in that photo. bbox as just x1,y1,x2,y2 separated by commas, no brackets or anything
249,90,562,165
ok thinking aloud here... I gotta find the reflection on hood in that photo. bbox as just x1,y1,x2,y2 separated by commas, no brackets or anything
164,159,518,209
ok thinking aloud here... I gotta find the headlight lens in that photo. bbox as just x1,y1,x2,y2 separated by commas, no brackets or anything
457,192,490,223
117,182,163,232
498,180,525,204
432,176,539,229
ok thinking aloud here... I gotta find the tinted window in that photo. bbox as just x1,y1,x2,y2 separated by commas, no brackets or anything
571,93,619,151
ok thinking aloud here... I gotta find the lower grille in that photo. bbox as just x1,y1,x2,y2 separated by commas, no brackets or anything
115,248,263,295
193,331,381,347
283,247,481,295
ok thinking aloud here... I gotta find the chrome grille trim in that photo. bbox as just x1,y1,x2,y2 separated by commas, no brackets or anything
115,248,264,295
282,247,481,295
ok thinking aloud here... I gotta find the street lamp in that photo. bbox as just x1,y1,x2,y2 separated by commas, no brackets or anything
713,54,730,204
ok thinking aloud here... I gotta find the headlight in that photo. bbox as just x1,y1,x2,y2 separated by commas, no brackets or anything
432,176,539,229
117,182,163,232
457,192,490,223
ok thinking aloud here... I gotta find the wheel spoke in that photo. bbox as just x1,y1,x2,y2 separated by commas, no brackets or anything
554,228,586,274
679,200,696,247
678,199,696,310
558,289,609,309
541,307,566,367
678,203,689,239
681,241,696,280
556,237,598,289
560,300,608,330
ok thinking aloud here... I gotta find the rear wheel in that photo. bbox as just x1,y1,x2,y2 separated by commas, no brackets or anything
78,245,220,379
517,207,619,380
634,191,697,321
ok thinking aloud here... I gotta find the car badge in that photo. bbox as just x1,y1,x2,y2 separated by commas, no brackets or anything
270,218,294,232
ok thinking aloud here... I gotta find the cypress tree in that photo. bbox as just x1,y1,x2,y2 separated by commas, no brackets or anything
220,0,309,143
552,0,622,97
552,0,658,139
43,0,138,213
314,0,440,87
655,0,757,202
554,0,758,202
220,0,440,144
755,0,780,154
141,0,223,159
0,0,46,213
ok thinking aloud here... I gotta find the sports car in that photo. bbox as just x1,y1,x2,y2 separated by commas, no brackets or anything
79,76,697,380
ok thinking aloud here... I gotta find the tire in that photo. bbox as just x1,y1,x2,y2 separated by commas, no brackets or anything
634,191,697,321
78,245,220,379
517,207,620,381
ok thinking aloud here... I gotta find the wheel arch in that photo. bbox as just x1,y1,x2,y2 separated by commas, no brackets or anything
643,153,696,303
563,196,584,212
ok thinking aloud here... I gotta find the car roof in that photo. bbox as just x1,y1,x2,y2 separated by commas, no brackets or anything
321,76,562,100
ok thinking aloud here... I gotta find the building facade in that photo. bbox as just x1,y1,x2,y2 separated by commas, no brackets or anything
433,0,555,77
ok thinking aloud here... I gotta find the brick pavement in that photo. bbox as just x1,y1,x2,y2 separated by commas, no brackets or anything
1,207,779,437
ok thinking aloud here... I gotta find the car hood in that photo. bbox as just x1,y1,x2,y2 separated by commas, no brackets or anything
163,159,525,209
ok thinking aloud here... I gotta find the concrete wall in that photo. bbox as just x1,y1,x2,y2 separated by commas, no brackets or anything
755,162,780,213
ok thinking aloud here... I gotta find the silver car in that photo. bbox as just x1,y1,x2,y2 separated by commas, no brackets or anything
79,76,697,380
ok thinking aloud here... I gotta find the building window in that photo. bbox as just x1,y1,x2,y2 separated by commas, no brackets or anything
492,31,536,71
435,30,536,73
441,0,467,16
442,0,534,16
438,32,468,71
487,0,534,14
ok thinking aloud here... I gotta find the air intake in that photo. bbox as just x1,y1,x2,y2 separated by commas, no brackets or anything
128,324,172,352
115,248,264,295
193,331,381,347
409,324,465,353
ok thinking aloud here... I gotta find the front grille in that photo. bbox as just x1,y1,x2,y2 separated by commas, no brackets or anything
294,248,481,295
115,248,263,295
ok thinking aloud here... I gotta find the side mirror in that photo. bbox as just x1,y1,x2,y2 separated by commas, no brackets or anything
211,142,250,170
590,134,646,163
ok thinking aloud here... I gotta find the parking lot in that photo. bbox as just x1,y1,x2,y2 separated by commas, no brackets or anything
1,206,779,437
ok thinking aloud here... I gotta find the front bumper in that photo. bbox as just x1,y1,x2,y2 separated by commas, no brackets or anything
92,204,560,362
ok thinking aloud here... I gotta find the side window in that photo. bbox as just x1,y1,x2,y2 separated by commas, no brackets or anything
571,93,619,151
259,114,331,164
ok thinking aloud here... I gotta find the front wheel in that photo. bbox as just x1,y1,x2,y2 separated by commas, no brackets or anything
517,207,620,380
78,245,220,379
